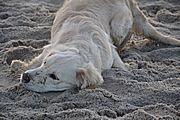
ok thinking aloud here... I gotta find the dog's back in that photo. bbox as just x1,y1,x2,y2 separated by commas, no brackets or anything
51,0,112,38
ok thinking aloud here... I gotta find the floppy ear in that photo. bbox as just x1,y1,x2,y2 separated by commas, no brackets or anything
76,62,104,89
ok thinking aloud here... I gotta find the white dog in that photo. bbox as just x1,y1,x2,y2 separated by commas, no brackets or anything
20,0,180,92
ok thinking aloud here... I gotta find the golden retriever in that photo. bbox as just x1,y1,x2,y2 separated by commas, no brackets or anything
20,0,180,92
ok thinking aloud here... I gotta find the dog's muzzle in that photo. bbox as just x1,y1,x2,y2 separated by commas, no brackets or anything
21,72,31,83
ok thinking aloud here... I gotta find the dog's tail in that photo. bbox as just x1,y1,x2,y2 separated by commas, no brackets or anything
129,0,180,46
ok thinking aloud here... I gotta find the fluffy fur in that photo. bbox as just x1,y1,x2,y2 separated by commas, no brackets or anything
20,0,180,92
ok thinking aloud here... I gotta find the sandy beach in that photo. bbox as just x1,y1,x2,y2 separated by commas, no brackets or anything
0,0,180,119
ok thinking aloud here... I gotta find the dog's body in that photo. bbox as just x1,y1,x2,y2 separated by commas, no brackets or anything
21,0,180,92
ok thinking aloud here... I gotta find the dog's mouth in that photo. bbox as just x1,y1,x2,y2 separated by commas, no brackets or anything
49,73,59,80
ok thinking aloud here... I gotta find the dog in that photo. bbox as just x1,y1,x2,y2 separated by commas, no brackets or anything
20,0,180,92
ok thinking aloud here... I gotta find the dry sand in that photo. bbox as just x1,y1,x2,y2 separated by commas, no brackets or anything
0,0,180,119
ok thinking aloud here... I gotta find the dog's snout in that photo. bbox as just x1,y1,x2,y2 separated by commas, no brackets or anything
22,73,31,83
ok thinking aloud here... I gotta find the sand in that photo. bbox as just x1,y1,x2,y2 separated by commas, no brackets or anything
0,0,180,119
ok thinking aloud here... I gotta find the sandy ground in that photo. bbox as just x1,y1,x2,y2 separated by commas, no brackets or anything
0,0,180,119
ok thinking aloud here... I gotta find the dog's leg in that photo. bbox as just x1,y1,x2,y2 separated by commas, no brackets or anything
110,6,133,51
28,45,51,69
130,0,180,46
112,48,127,70
110,6,133,70
28,53,44,69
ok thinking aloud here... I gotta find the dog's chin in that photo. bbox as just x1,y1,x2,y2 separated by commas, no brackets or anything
22,82,74,93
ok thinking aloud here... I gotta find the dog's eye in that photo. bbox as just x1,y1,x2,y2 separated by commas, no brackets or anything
49,73,59,80
44,61,47,64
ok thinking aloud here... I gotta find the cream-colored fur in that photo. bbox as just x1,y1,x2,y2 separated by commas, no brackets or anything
20,0,180,92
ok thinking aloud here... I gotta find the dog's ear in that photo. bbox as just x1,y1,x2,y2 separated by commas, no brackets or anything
76,62,104,89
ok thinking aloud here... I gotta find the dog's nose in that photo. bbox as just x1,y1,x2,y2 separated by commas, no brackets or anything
22,73,31,83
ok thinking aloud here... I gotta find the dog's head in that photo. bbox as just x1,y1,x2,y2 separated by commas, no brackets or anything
21,51,103,92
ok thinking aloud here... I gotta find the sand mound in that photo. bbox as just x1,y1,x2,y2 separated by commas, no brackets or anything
0,0,180,119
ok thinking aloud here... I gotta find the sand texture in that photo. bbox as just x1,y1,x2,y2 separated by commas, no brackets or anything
0,0,180,119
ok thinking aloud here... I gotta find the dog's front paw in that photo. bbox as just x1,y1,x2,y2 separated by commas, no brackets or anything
10,60,28,74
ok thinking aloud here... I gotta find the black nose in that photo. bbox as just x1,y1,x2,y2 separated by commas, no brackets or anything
22,73,31,83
